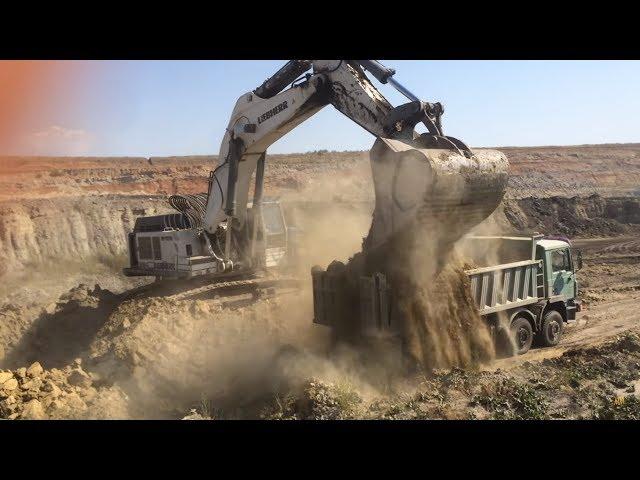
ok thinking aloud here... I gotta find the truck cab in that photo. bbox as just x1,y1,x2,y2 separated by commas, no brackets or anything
536,239,581,321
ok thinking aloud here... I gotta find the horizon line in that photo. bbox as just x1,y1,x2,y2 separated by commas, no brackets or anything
1,141,639,159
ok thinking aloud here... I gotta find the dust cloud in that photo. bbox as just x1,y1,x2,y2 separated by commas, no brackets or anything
77,173,378,419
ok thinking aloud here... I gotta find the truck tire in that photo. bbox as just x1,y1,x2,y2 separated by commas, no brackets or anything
536,310,564,347
510,316,534,355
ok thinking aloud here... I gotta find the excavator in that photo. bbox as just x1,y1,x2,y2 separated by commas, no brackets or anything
123,60,509,339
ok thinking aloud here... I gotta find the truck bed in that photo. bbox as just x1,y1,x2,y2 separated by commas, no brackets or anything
465,259,543,315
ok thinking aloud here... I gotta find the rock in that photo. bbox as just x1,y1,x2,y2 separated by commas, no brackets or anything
21,379,39,391
73,358,82,367
21,399,47,420
0,397,18,415
182,408,211,420
40,396,54,409
0,345,4,362
62,392,87,412
130,351,141,366
67,369,92,388
47,399,69,416
0,371,14,384
44,302,58,315
1,378,18,392
42,381,62,398
87,370,103,385
79,387,97,402
610,379,628,389
121,318,131,330
26,362,44,378
48,368,65,383
15,368,27,379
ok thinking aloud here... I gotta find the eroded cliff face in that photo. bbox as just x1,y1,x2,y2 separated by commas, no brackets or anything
0,196,174,277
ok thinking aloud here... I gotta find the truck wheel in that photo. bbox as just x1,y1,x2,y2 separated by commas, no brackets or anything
510,316,533,355
537,310,564,347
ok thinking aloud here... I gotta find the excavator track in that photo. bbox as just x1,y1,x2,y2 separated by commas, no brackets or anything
120,273,300,305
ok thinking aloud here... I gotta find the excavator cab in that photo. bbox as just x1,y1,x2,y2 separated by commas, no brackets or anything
260,200,288,266
247,198,293,269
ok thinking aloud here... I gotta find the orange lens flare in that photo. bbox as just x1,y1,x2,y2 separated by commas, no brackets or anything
0,61,91,156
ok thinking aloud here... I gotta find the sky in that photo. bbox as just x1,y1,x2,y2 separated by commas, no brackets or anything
1,60,639,156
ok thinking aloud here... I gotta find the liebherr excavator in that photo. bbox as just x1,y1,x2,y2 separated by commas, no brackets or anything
124,60,509,337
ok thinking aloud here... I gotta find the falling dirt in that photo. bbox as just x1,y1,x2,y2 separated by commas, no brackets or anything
399,255,495,371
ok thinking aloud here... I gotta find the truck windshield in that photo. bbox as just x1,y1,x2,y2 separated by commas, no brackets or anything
551,248,571,272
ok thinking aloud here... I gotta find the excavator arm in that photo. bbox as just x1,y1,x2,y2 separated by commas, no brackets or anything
203,60,397,232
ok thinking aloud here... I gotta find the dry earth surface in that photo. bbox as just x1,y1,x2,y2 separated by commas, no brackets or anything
2,143,640,420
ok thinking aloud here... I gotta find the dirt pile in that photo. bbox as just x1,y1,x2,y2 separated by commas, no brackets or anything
83,288,326,418
503,143,640,198
1,145,640,420
2,284,122,370
0,156,213,201
0,151,369,202
261,377,363,420
3,144,638,202
477,194,640,238
2,144,638,278
0,359,128,419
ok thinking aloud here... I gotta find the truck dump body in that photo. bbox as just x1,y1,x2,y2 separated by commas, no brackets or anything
462,235,545,316
466,259,543,315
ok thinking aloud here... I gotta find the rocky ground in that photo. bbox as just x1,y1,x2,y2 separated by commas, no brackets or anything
1,144,640,420
259,331,640,420
0,359,128,420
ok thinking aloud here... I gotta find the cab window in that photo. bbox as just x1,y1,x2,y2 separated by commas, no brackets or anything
551,248,571,272
262,204,285,235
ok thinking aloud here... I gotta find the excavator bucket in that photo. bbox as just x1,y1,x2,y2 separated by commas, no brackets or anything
312,138,509,338
366,137,509,254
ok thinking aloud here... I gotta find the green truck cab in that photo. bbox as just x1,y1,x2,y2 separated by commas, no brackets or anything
538,238,580,315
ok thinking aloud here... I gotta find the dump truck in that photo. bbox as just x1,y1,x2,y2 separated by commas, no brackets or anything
312,234,582,355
